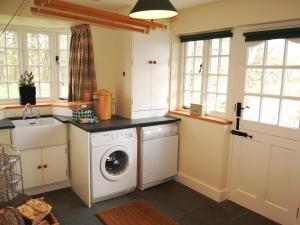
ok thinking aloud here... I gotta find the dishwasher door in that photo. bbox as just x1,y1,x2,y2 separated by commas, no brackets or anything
140,123,178,190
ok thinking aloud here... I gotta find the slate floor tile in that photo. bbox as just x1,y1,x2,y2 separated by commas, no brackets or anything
32,181,279,225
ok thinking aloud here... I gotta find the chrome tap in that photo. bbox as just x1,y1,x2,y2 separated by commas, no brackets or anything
22,103,40,120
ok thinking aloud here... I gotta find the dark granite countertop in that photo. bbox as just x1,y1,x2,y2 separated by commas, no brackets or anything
53,115,180,133
0,118,15,129
0,115,180,132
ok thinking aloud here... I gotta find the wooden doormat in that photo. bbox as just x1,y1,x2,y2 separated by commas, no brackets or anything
97,199,179,225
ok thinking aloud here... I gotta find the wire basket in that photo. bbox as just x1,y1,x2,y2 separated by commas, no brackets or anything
0,144,24,204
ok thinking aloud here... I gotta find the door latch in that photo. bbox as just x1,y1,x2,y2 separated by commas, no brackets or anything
235,102,249,117
231,130,253,139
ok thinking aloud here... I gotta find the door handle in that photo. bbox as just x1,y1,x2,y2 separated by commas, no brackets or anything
235,102,249,117
43,164,48,168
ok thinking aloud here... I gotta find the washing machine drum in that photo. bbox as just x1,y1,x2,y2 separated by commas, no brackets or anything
100,146,132,181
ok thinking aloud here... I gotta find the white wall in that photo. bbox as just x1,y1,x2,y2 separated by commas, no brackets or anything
170,0,300,201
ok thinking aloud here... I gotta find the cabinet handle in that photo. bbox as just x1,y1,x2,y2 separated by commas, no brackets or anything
153,60,157,64
37,165,42,170
148,60,153,64
44,164,48,168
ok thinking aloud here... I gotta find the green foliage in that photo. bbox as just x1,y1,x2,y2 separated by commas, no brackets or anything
19,71,35,87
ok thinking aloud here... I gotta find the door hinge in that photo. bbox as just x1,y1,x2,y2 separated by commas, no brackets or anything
296,208,299,218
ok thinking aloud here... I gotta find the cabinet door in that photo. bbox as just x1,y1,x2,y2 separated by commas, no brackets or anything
42,145,67,185
151,59,169,109
132,64,152,111
20,148,43,189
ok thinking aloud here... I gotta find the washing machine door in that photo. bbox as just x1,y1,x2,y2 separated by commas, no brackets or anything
100,145,132,181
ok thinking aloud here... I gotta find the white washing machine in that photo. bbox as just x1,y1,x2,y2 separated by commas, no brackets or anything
90,128,137,203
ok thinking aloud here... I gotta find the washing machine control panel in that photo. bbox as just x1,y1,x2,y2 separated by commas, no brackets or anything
91,128,137,147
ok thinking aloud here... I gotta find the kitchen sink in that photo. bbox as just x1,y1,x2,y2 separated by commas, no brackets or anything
11,117,67,150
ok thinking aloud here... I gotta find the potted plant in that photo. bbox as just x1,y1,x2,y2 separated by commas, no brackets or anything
19,71,36,105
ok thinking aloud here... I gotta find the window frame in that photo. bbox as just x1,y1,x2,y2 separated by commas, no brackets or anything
0,25,70,104
181,37,231,117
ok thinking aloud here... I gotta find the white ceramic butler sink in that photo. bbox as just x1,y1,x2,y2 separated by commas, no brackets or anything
11,117,67,150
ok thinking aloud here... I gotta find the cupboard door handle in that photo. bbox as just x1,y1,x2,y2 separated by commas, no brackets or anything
37,165,42,170
44,164,48,168
153,60,157,64
149,60,153,64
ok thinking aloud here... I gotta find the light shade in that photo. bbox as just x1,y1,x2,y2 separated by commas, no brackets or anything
129,0,178,19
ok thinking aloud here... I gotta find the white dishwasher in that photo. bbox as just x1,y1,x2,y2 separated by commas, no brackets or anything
139,123,178,190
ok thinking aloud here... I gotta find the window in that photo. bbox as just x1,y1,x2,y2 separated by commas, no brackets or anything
0,27,70,103
243,38,300,128
58,34,71,99
182,37,231,115
0,31,20,100
26,32,51,98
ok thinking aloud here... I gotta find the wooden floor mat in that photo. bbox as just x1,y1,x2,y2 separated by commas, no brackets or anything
97,199,179,225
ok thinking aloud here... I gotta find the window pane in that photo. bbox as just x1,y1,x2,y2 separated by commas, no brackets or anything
0,84,8,99
284,69,300,97
243,95,260,122
192,92,201,104
59,51,68,66
186,42,194,56
6,31,18,48
6,49,18,65
194,57,202,75
35,83,40,97
216,94,226,112
8,83,19,99
185,58,194,74
219,57,229,74
245,68,262,94
279,99,300,128
59,35,68,50
183,91,191,107
207,75,217,92
40,83,51,97
260,97,279,125
60,83,68,98
218,76,228,93
221,38,230,55
184,75,192,90
28,50,39,65
27,33,38,49
263,69,282,95
59,67,68,82
193,75,201,91
286,40,300,65
29,66,39,81
39,50,49,66
40,67,50,81
209,57,218,74
38,34,49,49
0,66,7,81
207,93,216,112
247,42,264,65
195,41,203,56
0,35,4,47
0,49,6,65
266,39,285,65
7,66,19,82
210,39,219,55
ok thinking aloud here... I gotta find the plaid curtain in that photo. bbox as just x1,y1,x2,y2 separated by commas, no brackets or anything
68,24,97,101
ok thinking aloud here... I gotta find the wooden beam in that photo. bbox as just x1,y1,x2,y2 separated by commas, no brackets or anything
31,7,146,33
34,0,167,30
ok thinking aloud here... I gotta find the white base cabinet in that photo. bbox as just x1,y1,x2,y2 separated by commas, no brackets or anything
20,145,68,189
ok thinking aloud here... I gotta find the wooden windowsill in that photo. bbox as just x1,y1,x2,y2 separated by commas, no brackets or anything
0,101,93,110
169,110,233,126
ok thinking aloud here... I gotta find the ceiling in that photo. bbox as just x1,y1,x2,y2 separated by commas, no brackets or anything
66,0,220,11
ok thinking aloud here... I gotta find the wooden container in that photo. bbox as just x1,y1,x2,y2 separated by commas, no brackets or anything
93,90,112,120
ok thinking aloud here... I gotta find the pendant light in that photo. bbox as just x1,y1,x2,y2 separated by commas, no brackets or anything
129,0,178,20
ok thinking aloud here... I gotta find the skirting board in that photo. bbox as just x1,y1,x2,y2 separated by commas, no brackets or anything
176,172,228,202
24,181,70,196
